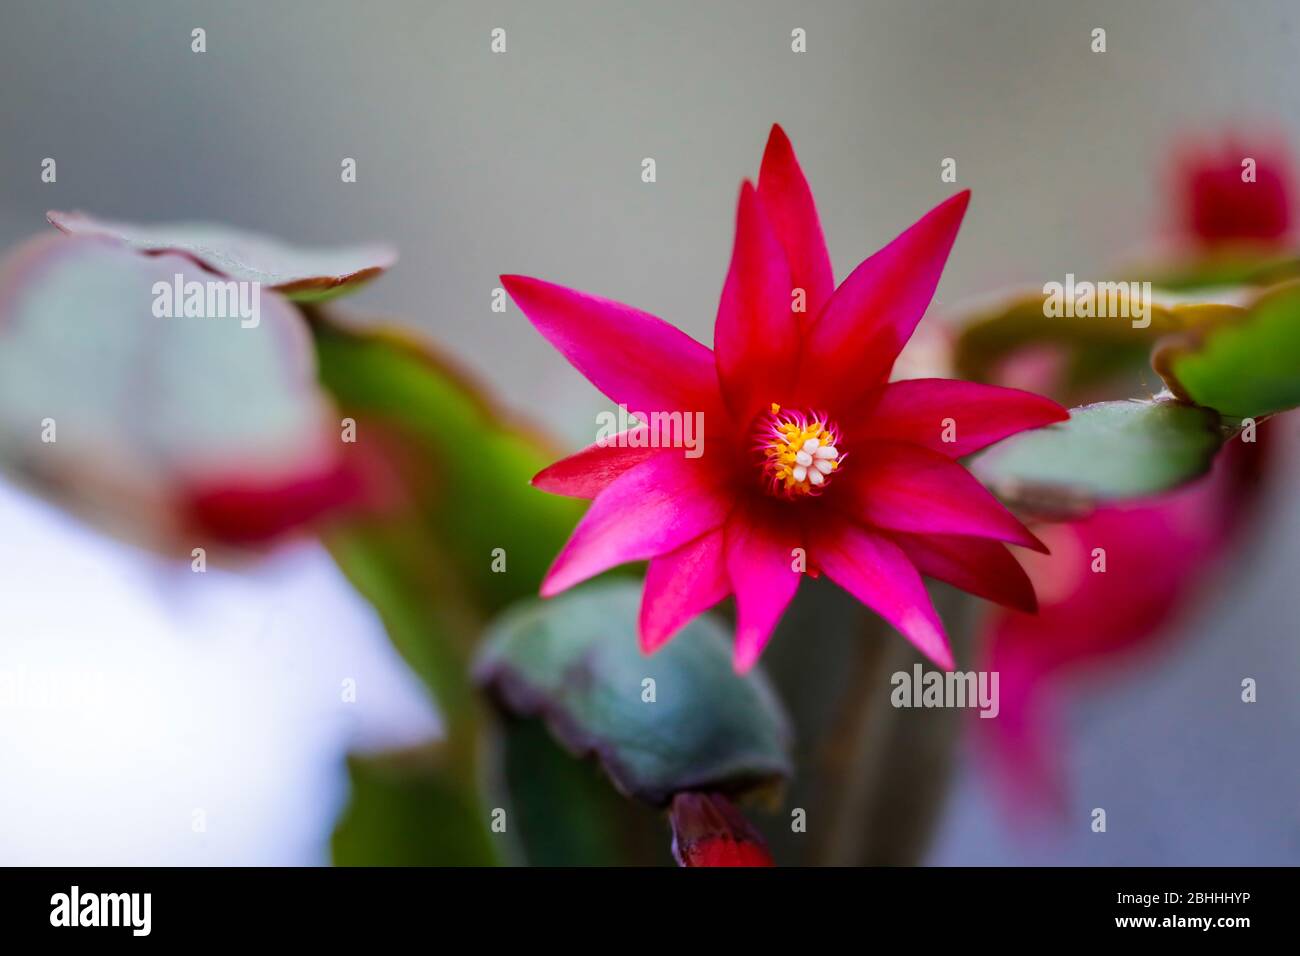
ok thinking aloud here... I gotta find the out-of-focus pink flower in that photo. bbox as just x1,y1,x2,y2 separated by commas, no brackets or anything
969,136,1293,815
183,456,374,546
669,792,774,867
976,435,1267,814
1176,138,1293,246
505,126,1067,671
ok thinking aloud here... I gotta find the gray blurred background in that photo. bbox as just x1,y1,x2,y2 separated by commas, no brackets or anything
1,0,1297,864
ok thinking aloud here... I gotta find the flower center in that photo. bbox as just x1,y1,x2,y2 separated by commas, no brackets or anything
754,404,843,498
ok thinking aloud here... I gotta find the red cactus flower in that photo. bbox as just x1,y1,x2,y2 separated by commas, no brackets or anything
504,126,1067,671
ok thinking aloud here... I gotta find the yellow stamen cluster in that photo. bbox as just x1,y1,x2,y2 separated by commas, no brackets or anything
756,403,842,498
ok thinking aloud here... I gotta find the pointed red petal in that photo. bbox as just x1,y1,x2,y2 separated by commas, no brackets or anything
541,453,730,597
724,501,803,672
892,532,1038,613
532,428,664,499
502,274,723,417
639,527,731,653
855,378,1068,458
835,441,1046,553
714,182,798,423
796,191,969,413
811,522,954,669
758,124,835,325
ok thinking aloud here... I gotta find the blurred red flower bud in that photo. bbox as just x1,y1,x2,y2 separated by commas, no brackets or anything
669,792,774,867
1177,138,1293,245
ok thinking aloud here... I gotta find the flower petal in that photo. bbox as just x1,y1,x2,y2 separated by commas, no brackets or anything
758,124,834,325
811,522,953,669
854,378,1068,457
639,527,731,653
725,501,803,672
714,182,798,423
891,532,1038,613
796,191,970,413
502,274,723,416
541,452,730,597
532,427,664,499
835,441,1046,552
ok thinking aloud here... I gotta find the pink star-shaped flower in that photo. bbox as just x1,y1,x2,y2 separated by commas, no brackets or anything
504,126,1066,671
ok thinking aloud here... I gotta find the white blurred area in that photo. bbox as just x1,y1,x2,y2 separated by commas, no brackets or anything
0,479,438,865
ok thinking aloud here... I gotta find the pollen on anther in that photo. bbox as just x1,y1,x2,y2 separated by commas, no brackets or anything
753,405,844,499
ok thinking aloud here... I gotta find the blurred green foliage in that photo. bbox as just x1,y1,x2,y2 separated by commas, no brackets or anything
970,399,1226,517
1157,281,1300,419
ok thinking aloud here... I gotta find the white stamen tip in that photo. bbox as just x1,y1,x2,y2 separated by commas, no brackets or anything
795,450,813,467
813,458,834,474
813,445,837,459
792,464,808,482
802,438,821,453
808,468,825,485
